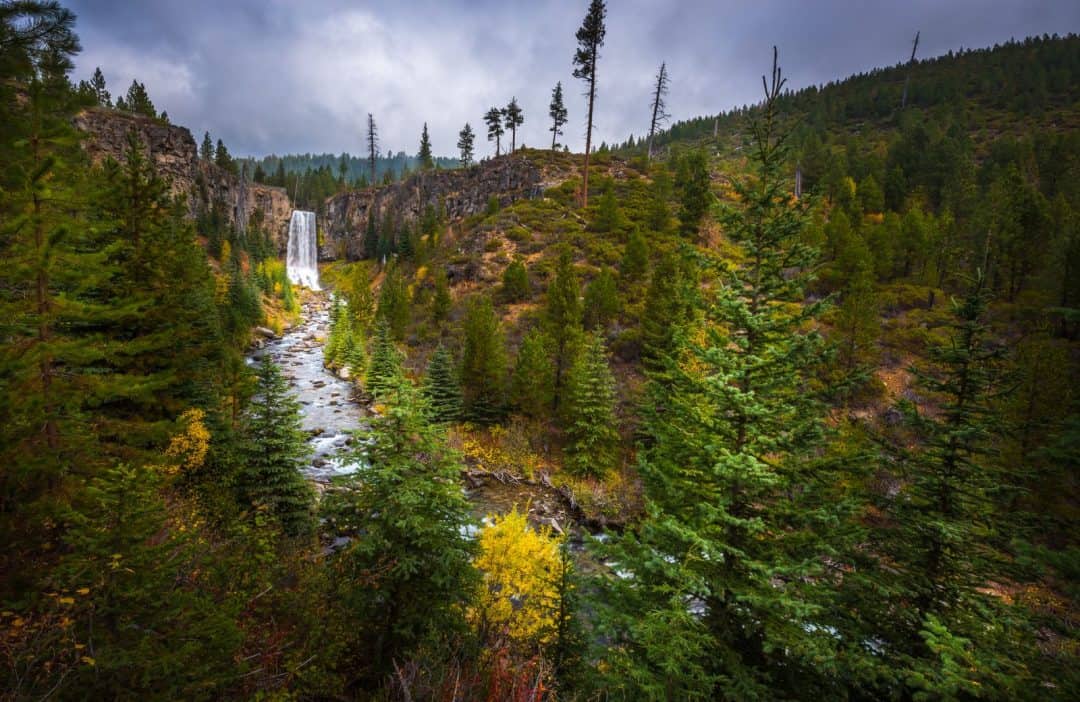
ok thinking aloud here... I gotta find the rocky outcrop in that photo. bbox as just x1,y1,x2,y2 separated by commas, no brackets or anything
322,154,558,260
73,108,293,251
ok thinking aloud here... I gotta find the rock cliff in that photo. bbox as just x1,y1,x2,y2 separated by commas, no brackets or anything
322,153,565,260
73,108,293,251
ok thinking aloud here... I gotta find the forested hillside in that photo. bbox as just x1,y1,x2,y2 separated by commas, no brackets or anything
1,2,1077,701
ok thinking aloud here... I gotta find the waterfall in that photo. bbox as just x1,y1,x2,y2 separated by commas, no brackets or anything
286,210,320,290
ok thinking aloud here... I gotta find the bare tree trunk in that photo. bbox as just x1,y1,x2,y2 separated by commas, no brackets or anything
582,60,596,208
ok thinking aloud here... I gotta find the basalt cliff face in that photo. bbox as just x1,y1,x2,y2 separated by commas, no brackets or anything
73,108,293,252
322,154,558,260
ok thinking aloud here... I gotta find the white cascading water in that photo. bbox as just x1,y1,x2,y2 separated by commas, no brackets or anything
286,210,320,290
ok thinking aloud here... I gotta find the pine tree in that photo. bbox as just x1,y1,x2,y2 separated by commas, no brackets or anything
641,250,695,366
572,0,606,207
563,333,619,478
418,122,433,170
675,148,712,237
511,328,556,418
363,206,379,259
545,246,583,411
501,259,530,302
432,268,452,323
646,166,674,232
596,50,844,698
366,319,404,400
484,106,505,157
422,345,462,423
461,295,508,423
343,326,368,381
457,122,475,167
376,263,410,341
583,267,619,330
89,66,110,106
549,81,569,150
123,79,155,117
327,381,476,681
589,180,623,233
200,131,214,161
504,96,524,153
238,356,314,536
215,138,236,174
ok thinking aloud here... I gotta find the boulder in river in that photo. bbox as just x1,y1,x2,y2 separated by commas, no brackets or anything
254,326,277,339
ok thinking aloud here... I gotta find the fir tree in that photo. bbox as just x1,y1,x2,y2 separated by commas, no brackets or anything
461,295,508,424
641,250,695,366
327,381,476,681
376,263,410,341
422,345,462,423
583,267,619,330
620,226,650,284
366,319,404,400
89,66,110,106
511,328,556,418
200,131,214,161
123,79,155,117
545,245,583,411
549,81,569,150
563,333,619,478
646,167,674,232
502,259,530,302
503,96,524,153
675,148,712,237
238,356,314,536
597,50,844,698
343,326,368,381
214,138,236,174
457,122,475,167
590,181,623,233
572,0,606,207
417,122,433,170
484,106,505,156
432,268,452,324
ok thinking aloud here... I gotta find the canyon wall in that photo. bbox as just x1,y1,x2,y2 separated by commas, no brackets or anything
73,108,293,251
322,154,555,260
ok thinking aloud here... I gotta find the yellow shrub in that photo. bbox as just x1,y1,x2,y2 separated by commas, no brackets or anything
470,507,566,650
164,408,210,474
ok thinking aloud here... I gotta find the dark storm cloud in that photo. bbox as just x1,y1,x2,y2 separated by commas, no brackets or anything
66,0,1080,158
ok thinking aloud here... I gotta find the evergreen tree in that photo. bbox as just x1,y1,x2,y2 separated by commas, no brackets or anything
641,250,695,365
343,325,368,381
502,259,530,302
123,79,155,117
545,245,583,411
484,106,505,156
89,66,110,106
572,0,607,207
238,356,315,536
200,131,214,161
432,268,452,323
363,207,379,259
214,138,236,174
327,381,476,681
563,333,619,478
583,267,619,330
365,319,404,400
504,96,524,153
511,328,556,418
597,50,845,698
461,295,508,423
457,122,475,167
376,263,410,341
646,167,674,232
590,180,623,233
549,81,569,149
675,148,712,237
422,345,462,423
417,122,433,170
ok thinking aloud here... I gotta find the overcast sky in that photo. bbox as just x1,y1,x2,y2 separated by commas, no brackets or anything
67,0,1079,158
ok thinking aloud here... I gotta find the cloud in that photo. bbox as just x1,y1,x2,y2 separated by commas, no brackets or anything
66,0,1080,158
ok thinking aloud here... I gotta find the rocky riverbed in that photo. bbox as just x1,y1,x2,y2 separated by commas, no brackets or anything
249,293,367,482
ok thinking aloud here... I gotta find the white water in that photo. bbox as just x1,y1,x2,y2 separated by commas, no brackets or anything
286,210,320,290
